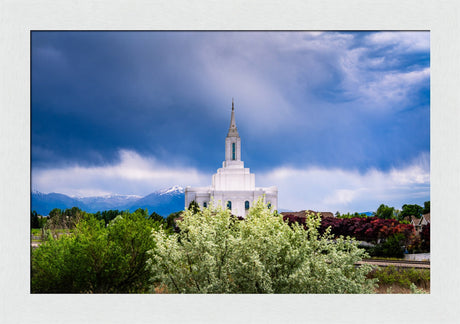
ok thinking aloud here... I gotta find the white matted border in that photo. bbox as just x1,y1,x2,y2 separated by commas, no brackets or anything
1,0,459,323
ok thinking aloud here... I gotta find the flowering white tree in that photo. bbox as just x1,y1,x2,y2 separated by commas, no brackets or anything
148,199,376,293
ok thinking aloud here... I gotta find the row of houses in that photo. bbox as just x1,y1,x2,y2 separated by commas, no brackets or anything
403,213,430,234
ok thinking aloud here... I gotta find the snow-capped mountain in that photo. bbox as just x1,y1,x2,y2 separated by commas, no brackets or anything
78,194,142,211
157,185,185,195
125,186,184,216
31,186,185,216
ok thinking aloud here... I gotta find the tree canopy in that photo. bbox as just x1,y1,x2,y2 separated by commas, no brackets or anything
31,210,40,229
374,204,396,220
148,200,376,294
31,209,161,293
422,201,430,214
401,204,424,219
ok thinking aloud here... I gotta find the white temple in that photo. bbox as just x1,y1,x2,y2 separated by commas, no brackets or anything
185,100,278,217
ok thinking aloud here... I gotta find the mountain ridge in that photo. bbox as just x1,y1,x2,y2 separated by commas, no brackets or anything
31,186,185,216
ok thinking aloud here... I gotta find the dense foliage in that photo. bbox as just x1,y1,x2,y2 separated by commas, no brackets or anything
369,265,430,290
148,200,376,294
336,212,368,219
149,211,165,224
93,209,122,225
31,209,160,293
373,204,397,219
401,204,424,219
188,200,201,214
370,234,406,258
422,201,430,214
283,213,415,245
45,207,84,231
283,213,417,257
30,210,46,229
420,223,430,251
30,199,429,293
165,210,183,230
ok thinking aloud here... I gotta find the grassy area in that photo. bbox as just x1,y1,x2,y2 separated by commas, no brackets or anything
369,266,430,294
31,228,73,235
374,283,429,294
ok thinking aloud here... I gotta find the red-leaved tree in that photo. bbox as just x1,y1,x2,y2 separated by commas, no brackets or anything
283,213,416,246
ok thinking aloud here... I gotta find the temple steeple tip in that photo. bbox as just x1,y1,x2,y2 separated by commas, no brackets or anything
227,98,239,137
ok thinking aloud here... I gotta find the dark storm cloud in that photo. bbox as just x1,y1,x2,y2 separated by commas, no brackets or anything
32,32,225,169
31,31,430,211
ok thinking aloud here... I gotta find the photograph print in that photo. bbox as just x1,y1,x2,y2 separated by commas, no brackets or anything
31,31,430,294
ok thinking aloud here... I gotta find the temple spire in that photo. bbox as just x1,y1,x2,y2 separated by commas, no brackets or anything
227,98,239,137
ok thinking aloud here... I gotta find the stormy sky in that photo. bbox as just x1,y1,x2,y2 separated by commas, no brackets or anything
31,31,430,213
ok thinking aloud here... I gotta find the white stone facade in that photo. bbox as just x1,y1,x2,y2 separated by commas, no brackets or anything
185,100,278,217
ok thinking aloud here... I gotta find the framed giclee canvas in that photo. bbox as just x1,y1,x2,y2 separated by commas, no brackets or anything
1,0,459,323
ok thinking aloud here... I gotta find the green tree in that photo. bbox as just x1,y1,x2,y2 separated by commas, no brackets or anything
31,210,40,229
400,204,424,219
94,209,122,225
104,209,161,292
188,200,201,214
31,215,106,293
165,211,183,230
38,216,47,228
149,211,165,224
48,208,62,220
31,210,160,293
422,201,430,214
46,207,83,231
374,204,396,219
148,199,376,294
371,233,406,258
133,207,149,218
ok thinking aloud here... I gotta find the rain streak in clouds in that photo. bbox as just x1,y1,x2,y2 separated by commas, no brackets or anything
32,31,430,213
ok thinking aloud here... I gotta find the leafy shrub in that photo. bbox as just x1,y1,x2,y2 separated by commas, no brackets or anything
371,234,405,258
31,209,160,293
370,266,430,289
284,214,416,247
165,211,183,230
410,283,427,294
420,223,430,252
31,228,42,236
148,199,376,294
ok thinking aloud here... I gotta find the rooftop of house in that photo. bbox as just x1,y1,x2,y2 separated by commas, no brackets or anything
280,210,334,219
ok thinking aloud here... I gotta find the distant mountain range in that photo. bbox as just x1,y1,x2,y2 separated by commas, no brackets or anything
31,186,373,218
31,185,185,216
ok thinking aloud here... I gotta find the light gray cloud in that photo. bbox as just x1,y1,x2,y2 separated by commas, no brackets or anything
356,67,430,109
32,149,209,197
33,148,430,213
365,32,430,52
258,152,430,213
